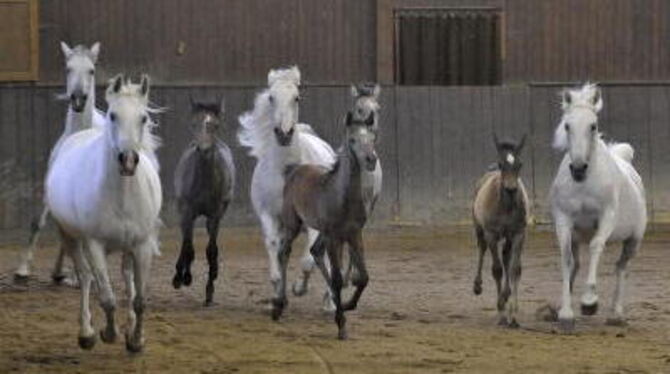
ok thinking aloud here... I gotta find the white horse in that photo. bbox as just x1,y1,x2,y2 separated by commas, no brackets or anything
238,66,337,311
15,41,105,283
46,74,162,352
550,83,647,331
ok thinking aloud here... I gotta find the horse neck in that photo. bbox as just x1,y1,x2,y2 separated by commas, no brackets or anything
497,183,523,214
330,144,364,208
65,82,96,134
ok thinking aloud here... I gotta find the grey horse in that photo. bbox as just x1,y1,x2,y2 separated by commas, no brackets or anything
172,97,235,306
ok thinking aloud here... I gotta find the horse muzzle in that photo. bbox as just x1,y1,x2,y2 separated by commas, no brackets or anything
364,154,377,171
118,151,140,176
569,163,588,182
274,127,294,147
70,93,88,113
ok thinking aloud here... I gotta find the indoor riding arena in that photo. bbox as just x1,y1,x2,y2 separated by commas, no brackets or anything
1,1,669,373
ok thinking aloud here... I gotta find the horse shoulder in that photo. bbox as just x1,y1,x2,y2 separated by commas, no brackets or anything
473,172,500,225
174,146,197,198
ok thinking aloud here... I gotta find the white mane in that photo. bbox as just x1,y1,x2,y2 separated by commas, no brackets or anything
105,80,163,156
553,82,603,151
238,66,302,159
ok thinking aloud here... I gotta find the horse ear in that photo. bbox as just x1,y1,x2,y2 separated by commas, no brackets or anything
372,84,381,99
592,87,603,113
111,74,124,94
290,65,301,86
350,84,359,98
89,42,101,63
219,96,226,115
492,132,501,151
517,134,527,154
60,41,73,58
561,89,572,109
140,74,150,97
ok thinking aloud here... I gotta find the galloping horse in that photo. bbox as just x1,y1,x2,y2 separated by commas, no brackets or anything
46,75,162,352
550,83,647,331
279,111,377,339
472,134,529,328
16,42,104,284
172,97,235,306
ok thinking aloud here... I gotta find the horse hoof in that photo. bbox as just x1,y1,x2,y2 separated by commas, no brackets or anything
337,329,348,340
473,283,482,295
497,316,509,326
558,318,576,333
605,317,628,327
581,302,598,316
100,328,117,344
172,274,182,289
204,299,216,307
52,274,67,285
183,273,193,286
125,333,144,353
291,281,308,297
271,307,283,321
13,273,29,284
78,335,97,350
271,298,286,321
508,319,520,329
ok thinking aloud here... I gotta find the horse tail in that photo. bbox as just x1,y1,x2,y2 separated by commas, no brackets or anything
609,142,634,163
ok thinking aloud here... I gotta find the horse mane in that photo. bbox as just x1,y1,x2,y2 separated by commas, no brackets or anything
553,82,603,151
238,90,274,159
238,66,302,159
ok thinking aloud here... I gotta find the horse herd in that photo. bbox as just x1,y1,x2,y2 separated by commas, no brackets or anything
12,42,647,353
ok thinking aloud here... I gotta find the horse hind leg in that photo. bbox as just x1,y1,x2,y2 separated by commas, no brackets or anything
342,231,369,313
15,206,49,281
84,240,119,345
205,215,222,306
473,226,487,295
606,237,639,326
272,224,300,321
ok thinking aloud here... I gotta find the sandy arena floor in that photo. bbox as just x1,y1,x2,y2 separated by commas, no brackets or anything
1,226,669,373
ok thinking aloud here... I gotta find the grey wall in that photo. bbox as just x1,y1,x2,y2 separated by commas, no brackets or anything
1,83,669,231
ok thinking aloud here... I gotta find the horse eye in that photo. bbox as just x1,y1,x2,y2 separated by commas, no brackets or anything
110,113,117,122
141,115,147,124
268,96,275,104
590,123,596,132
564,123,570,132
295,96,300,103
89,69,94,75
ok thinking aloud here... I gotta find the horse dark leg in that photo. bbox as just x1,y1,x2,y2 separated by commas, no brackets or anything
327,238,347,340
343,231,368,312
488,237,506,325
501,238,512,306
507,232,525,329
204,214,222,306
311,234,332,287
173,211,196,289
473,226,487,295
272,225,299,321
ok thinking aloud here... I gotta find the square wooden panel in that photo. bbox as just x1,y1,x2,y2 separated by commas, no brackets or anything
0,0,39,81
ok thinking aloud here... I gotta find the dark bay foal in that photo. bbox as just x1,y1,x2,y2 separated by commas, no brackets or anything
172,97,235,306
472,134,529,327
278,111,377,339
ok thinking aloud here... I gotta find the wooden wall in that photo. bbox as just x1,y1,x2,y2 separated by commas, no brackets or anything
2,84,670,231
37,0,377,85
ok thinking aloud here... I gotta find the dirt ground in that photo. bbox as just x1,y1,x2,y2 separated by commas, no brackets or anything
1,226,669,373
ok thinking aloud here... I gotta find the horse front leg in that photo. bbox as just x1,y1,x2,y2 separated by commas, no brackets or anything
173,210,196,289
606,236,640,326
127,239,155,353
292,227,319,297
555,211,576,331
473,226,487,295
506,232,525,328
15,206,49,281
62,229,95,349
260,213,282,310
205,214,222,306
487,235,505,325
121,252,136,337
581,208,616,316
306,233,337,312
343,231,369,312
327,238,347,340
84,239,118,345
